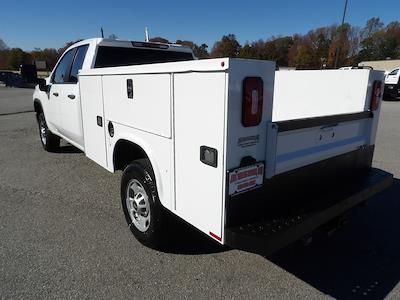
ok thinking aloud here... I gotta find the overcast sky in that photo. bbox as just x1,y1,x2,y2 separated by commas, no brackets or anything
1,0,400,50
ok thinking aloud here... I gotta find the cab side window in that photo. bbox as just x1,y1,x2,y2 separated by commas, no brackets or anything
70,45,89,83
52,49,76,84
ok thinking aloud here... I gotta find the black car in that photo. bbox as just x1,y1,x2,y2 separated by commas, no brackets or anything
0,71,23,87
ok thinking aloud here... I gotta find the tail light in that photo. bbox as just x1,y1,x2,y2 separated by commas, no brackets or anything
370,80,382,111
242,77,263,127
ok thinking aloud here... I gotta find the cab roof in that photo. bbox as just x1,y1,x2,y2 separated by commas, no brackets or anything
67,38,193,54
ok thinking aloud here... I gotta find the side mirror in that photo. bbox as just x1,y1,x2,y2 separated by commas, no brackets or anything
37,78,48,92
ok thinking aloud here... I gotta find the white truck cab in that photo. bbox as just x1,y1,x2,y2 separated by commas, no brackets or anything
33,38,392,254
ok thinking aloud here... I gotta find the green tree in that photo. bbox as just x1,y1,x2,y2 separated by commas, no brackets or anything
0,50,10,69
265,36,293,66
193,43,209,58
7,48,31,70
30,48,59,70
175,40,209,58
211,34,241,58
149,37,169,43
358,18,400,61
293,46,314,69
326,23,357,67
361,17,384,39
239,43,258,59
239,40,266,59
383,21,400,59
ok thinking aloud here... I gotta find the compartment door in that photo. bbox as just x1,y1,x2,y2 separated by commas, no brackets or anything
174,72,226,241
79,75,108,169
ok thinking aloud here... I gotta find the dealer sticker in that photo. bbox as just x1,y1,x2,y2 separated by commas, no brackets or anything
228,163,264,196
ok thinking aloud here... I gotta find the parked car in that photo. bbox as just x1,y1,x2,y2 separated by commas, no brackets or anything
384,68,400,99
0,71,23,87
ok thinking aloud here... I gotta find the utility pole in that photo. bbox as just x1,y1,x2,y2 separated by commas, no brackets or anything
334,0,348,68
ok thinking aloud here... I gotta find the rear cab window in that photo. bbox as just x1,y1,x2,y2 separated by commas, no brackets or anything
70,45,89,83
94,45,194,68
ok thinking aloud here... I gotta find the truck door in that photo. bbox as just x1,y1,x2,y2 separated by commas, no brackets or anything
57,45,89,148
47,48,77,131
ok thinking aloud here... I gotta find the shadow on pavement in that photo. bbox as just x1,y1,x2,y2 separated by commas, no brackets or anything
382,96,400,101
267,178,400,299
54,145,83,154
160,210,228,255
53,141,83,154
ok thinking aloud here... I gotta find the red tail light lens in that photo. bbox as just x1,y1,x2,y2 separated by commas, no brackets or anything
370,80,382,111
242,77,263,127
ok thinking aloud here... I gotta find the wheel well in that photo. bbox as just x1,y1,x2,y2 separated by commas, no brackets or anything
113,140,149,171
33,100,43,114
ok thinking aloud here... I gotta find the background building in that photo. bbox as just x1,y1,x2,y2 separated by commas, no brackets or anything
358,59,400,73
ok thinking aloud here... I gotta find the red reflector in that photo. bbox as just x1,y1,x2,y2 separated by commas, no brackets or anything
242,77,264,127
209,231,222,241
370,80,382,111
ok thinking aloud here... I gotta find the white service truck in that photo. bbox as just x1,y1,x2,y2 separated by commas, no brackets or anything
33,38,392,254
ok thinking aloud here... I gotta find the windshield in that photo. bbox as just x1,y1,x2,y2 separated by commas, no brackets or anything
95,46,194,68
388,69,399,76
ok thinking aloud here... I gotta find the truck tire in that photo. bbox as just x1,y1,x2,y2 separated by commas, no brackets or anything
37,112,60,152
121,159,166,249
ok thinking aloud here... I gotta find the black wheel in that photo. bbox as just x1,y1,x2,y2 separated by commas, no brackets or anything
37,112,60,152
121,159,166,248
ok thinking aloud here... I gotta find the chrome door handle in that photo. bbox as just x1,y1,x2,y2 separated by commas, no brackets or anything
52,92,59,97
67,94,76,99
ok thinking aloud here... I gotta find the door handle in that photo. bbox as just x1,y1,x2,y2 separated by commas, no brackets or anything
52,92,59,97
67,94,76,99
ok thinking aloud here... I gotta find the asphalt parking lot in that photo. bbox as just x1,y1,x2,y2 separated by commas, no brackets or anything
1,86,400,299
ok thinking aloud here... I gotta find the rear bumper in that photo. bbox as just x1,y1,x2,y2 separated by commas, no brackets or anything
224,148,393,255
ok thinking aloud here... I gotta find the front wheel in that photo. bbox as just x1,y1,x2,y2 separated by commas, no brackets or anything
121,159,166,249
37,112,60,152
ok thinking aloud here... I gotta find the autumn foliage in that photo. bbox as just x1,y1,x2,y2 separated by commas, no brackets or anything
211,17,400,69
1,18,399,71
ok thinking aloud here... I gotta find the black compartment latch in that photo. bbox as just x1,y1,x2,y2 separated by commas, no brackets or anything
200,146,218,168
127,79,133,99
97,116,103,127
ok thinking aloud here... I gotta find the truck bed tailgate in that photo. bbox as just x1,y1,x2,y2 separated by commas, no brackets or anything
268,111,374,176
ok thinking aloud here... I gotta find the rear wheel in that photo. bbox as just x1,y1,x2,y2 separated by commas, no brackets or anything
121,159,166,248
37,112,60,152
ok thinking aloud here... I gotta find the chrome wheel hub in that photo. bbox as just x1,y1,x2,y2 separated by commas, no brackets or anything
39,117,46,145
126,179,151,232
